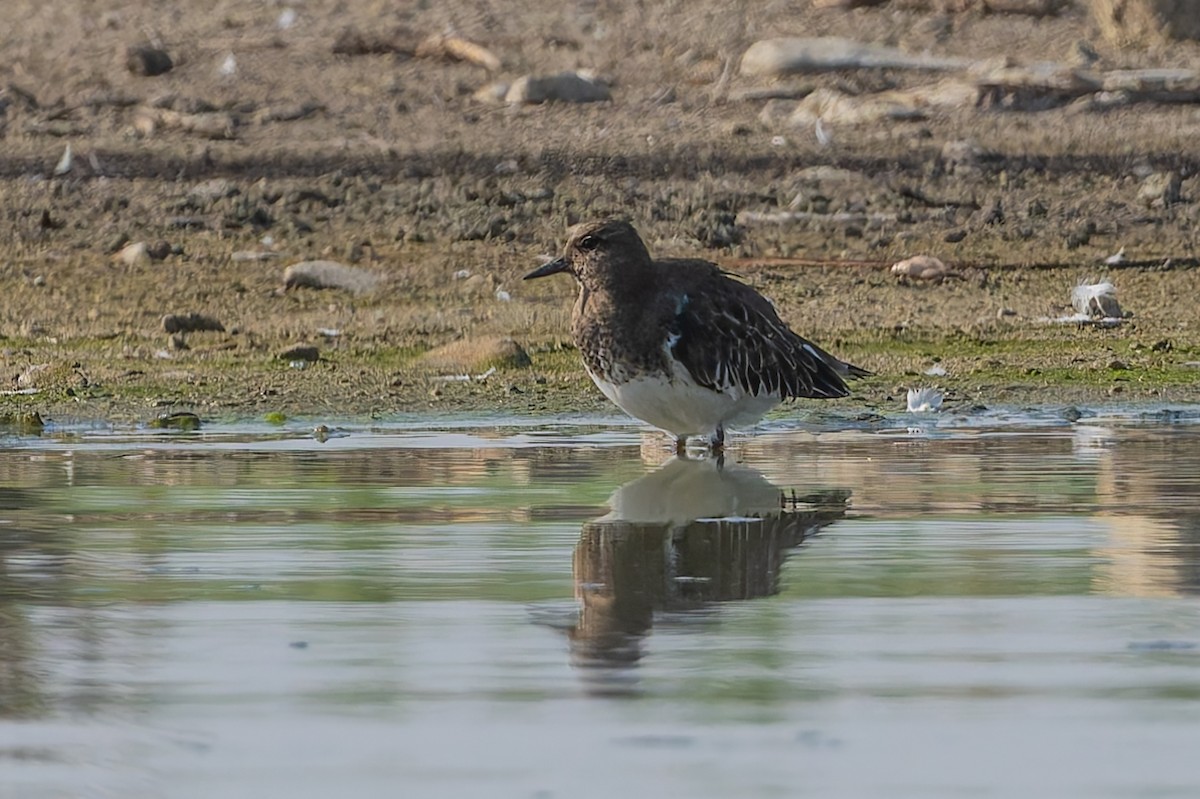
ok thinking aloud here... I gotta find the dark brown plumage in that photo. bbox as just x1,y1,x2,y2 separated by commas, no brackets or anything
524,219,868,450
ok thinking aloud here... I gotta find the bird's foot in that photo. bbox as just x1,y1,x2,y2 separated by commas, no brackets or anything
675,436,689,457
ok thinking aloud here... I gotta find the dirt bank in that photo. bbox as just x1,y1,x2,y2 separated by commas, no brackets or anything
2,0,1198,427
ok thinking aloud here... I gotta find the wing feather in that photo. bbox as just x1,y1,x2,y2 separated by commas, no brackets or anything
668,281,853,400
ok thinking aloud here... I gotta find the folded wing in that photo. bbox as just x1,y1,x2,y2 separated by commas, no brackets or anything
667,283,857,400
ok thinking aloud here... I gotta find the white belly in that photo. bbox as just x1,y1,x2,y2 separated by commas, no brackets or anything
587,358,779,438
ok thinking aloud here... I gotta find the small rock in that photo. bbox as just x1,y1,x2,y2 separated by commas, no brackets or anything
147,240,172,260
944,229,967,243
415,33,501,71
38,210,64,230
115,241,150,266
162,313,225,334
473,81,510,104
282,260,383,293
739,37,969,78
278,345,320,362
149,411,202,431
784,87,927,127
421,336,532,372
125,44,174,77
891,255,957,283
1137,171,1182,208
505,71,610,104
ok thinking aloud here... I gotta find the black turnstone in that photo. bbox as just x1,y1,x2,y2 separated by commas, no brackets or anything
524,219,869,452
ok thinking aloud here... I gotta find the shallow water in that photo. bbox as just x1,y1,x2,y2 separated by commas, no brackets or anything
3,410,1200,798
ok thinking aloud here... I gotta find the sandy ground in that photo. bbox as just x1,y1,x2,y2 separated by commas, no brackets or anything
2,0,1199,425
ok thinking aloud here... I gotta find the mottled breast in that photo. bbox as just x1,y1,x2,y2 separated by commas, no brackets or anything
571,291,669,385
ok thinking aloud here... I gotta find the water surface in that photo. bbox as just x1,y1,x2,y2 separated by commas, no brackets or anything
2,410,1200,798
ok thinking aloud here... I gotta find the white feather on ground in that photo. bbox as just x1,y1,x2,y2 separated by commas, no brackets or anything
907,387,944,413
1071,280,1122,319
53,144,72,176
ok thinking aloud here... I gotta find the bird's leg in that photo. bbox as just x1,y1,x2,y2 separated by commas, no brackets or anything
710,425,725,455
675,435,689,457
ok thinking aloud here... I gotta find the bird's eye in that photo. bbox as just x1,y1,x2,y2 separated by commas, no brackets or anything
577,235,600,252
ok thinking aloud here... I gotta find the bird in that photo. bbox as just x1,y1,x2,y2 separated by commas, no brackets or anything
523,219,869,453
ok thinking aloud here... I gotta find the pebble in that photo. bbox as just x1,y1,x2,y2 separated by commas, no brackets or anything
472,81,510,104
115,241,150,266
282,260,382,293
125,44,174,77
784,87,927,127
278,345,320,362
415,33,501,72
421,336,532,372
161,313,225,334
891,255,954,282
504,71,610,104
147,240,172,260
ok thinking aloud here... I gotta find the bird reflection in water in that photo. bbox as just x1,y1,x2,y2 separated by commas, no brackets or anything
566,456,850,695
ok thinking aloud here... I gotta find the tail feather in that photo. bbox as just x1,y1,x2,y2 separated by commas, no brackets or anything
840,361,872,379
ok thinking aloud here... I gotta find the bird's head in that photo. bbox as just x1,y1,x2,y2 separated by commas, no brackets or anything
523,219,652,291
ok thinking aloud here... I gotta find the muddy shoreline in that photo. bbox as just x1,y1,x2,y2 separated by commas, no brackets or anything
3,0,1199,427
